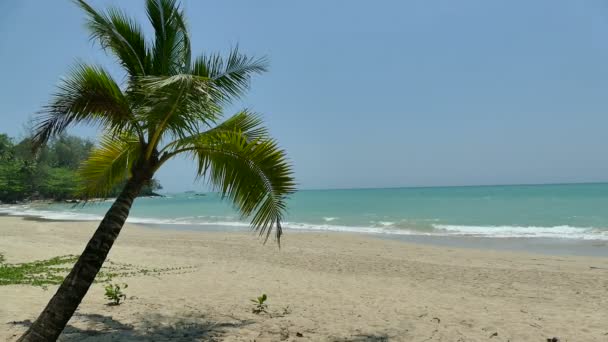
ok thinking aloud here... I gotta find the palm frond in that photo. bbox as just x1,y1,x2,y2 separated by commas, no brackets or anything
161,110,268,155
33,63,134,150
192,47,268,103
78,134,141,199
146,0,191,75
204,110,268,141
136,73,222,156
75,0,150,76
164,130,295,242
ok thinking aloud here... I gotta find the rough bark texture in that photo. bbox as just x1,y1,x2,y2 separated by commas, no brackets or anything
18,169,151,342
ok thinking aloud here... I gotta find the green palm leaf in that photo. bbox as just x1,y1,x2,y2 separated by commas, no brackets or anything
146,0,191,75
161,110,268,156
162,129,295,242
192,47,268,103
135,73,222,156
75,0,150,76
78,134,141,199
204,110,268,142
33,63,136,149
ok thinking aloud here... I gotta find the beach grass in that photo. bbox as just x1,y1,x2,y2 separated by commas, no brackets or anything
0,253,78,287
0,252,196,287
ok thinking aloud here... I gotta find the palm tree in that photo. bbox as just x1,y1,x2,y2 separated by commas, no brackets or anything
18,0,295,341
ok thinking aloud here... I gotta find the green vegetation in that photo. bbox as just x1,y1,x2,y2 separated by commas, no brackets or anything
251,293,269,314
0,254,78,287
104,283,128,305
0,133,162,203
0,252,195,288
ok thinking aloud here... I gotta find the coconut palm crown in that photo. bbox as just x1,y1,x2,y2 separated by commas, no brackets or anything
19,0,294,341
34,0,294,237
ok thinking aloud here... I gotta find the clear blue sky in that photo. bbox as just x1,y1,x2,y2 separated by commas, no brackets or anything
1,0,608,191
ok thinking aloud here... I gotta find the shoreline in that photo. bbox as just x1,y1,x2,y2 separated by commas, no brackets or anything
3,209,608,257
144,222,608,258
1,216,608,341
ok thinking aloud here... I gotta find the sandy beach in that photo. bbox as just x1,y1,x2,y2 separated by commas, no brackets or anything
1,216,607,341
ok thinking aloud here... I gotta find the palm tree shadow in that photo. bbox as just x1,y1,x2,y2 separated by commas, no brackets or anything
11,313,254,341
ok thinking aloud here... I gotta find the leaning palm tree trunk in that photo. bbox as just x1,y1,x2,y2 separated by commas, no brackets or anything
18,173,149,342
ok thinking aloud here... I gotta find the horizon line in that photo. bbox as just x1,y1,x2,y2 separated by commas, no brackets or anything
163,181,608,194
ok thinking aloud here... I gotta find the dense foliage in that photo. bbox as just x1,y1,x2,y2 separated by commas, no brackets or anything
0,133,161,203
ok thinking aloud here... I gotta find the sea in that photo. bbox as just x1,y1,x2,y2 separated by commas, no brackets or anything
2,183,608,255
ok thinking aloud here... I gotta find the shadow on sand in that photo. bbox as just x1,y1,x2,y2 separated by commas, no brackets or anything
11,312,254,341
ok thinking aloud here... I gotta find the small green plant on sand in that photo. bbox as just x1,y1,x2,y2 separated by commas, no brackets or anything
104,283,128,305
251,293,268,314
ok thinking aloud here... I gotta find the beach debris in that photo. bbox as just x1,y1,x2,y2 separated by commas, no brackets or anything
431,317,441,324
9,319,32,326
489,332,498,338
589,266,608,270
546,338,560,342
296,332,304,337
282,305,292,315
459,319,474,328
280,326,289,340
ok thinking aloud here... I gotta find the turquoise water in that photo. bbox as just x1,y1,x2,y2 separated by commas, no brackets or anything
2,183,608,240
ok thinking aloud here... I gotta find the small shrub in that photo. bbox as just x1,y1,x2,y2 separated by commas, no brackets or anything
251,293,268,314
104,283,128,305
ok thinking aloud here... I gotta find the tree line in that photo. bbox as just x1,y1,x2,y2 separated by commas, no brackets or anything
0,133,162,203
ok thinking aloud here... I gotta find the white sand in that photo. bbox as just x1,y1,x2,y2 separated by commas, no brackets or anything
1,216,607,341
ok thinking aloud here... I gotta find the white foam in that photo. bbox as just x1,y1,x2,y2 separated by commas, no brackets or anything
126,217,250,227
433,224,608,240
0,205,104,221
2,205,608,241
282,221,421,236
